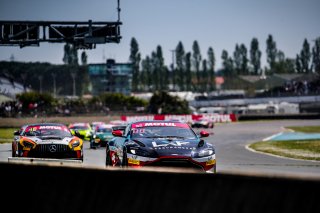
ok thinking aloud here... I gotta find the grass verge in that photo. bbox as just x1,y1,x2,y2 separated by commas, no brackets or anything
285,126,320,133
0,128,16,143
249,125,320,161
249,140,320,161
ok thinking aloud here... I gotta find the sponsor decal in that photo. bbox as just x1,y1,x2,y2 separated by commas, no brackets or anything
132,122,189,128
145,122,176,127
39,126,62,130
123,114,237,123
128,158,140,165
26,125,69,132
152,141,189,148
206,159,216,166
49,145,57,153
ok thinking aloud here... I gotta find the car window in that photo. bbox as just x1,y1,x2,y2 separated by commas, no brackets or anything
24,125,72,137
131,126,196,139
70,126,89,130
97,128,112,133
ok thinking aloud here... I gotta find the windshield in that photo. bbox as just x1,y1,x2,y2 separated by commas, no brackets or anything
97,128,112,133
70,126,89,130
24,125,72,137
131,126,196,139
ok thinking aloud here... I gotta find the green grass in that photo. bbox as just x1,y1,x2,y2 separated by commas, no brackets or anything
0,128,17,143
249,140,320,161
249,125,320,161
285,126,320,133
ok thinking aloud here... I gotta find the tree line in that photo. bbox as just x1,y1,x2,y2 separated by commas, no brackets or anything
1,35,319,96
129,35,320,93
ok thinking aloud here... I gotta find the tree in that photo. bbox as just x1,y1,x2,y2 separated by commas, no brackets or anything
266,34,277,74
240,44,249,75
192,41,201,91
150,51,158,91
312,37,320,74
300,38,311,73
129,37,141,92
175,41,185,91
295,54,302,73
63,43,71,64
70,45,78,65
233,44,241,74
274,51,295,73
63,43,78,65
155,45,167,91
81,51,88,65
201,59,208,93
185,52,192,91
207,47,215,91
148,91,190,114
141,56,152,91
221,50,234,77
250,38,262,75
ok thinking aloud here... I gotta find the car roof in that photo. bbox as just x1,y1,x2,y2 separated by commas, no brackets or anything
69,122,90,126
131,120,185,124
24,123,67,126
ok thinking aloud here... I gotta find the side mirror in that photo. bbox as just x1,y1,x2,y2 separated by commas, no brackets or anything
108,140,115,146
112,130,123,137
199,130,210,138
13,130,20,136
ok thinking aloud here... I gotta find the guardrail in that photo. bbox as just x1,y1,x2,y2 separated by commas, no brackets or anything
1,162,319,213
8,157,83,166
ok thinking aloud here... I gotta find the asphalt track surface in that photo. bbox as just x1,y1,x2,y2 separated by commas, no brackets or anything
1,119,319,178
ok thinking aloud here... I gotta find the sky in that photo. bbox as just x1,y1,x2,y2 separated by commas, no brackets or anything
0,0,319,70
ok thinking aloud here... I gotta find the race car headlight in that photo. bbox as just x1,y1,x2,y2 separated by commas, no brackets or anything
22,140,36,149
129,149,136,154
70,140,81,148
129,148,157,158
192,149,215,158
199,149,214,157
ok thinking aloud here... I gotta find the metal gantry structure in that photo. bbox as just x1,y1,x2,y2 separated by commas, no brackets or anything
0,0,122,49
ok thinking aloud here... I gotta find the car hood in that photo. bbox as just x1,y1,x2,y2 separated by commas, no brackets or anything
130,137,204,157
22,136,75,145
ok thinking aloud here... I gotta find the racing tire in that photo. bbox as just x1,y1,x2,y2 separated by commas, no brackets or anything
11,143,16,157
105,150,112,167
122,149,128,168
89,141,96,149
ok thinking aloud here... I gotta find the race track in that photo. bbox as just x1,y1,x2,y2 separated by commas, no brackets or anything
1,119,320,177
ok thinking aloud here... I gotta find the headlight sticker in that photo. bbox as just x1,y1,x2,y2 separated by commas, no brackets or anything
206,159,216,166
128,158,140,165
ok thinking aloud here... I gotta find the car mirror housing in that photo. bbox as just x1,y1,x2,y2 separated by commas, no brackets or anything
108,140,115,146
112,130,123,137
13,130,20,136
199,130,210,138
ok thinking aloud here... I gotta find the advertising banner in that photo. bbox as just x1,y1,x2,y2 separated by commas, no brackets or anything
121,114,237,123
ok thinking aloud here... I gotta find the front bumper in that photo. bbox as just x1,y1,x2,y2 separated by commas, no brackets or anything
22,144,83,160
126,153,216,173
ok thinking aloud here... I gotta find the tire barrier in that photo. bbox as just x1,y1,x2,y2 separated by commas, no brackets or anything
1,162,319,213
